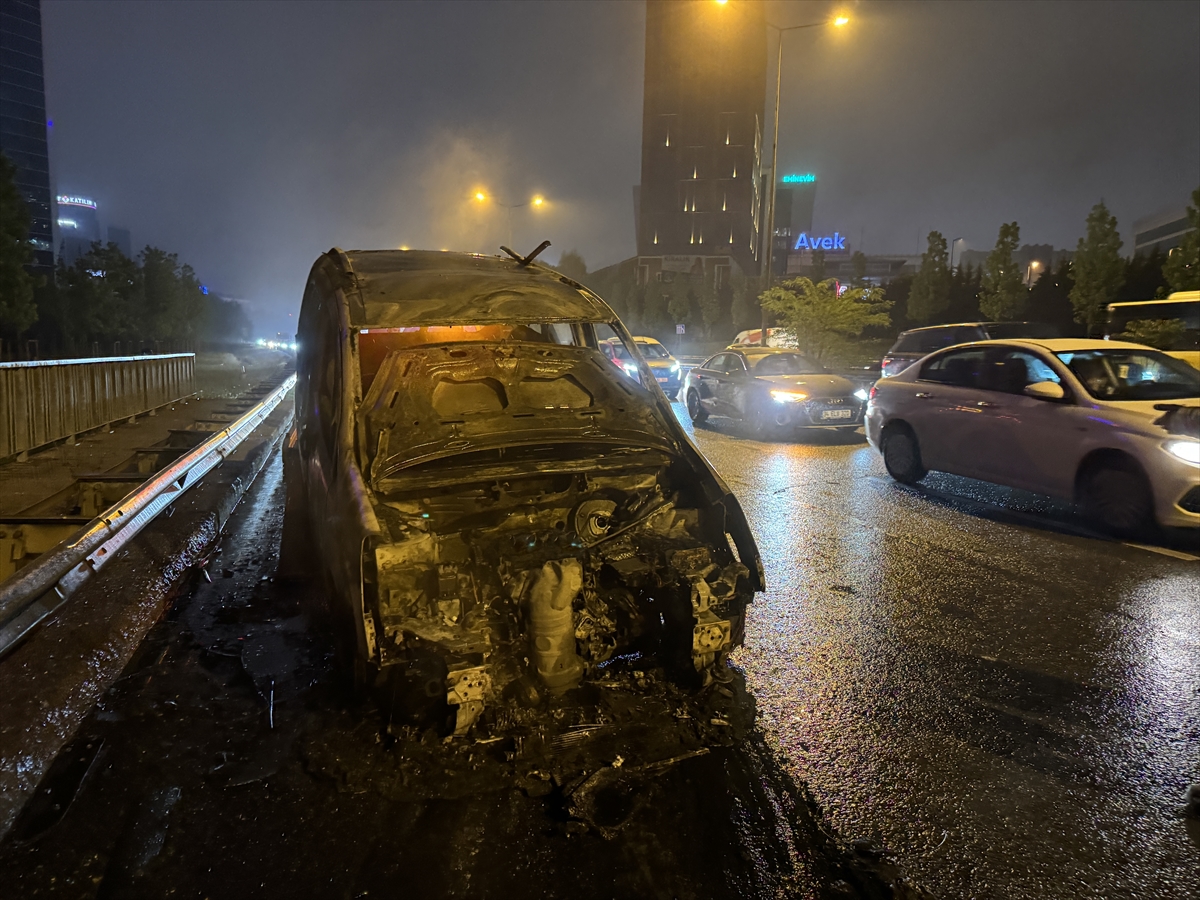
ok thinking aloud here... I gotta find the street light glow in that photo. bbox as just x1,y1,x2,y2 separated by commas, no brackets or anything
532,195,544,208
834,16,850,27
474,191,487,202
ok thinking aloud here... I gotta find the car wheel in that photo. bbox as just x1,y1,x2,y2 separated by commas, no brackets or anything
686,389,708,424
1082,459,1155,538
882,424,926,484
749,405,783,440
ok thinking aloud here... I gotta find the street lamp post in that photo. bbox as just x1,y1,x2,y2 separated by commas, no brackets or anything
950,236,963,271
1025,259,1042,287
759,14,849,345
474,192,545,248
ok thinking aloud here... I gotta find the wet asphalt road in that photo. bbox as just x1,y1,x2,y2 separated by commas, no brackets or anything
677,406,1200,898
0,454,902,900
2,402,1197,899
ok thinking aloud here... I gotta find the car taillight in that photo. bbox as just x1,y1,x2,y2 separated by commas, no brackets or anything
869,385,878,402
881,356,895,377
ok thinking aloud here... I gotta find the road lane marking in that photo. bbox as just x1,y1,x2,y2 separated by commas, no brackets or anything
1121,542,1200,562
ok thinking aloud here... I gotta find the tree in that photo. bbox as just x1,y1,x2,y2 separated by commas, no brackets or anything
1026,259,1076,328
1070,201,1124,330
946,263,981,322
978,222,1026,320
810,248,826,283
1163,187,1199,292
850,250,867,287
697,268,721,339
0,154,39,343
1117,318,1185,350
760,277,891,365
555,250,588,283
729,273,760,332
907,231,951,324
1117,247,1168,302
666,273,691,331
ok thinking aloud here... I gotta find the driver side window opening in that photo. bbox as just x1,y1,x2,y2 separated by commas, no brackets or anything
918,348,986,388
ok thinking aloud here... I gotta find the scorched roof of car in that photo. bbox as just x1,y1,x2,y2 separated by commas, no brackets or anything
337,249,614,327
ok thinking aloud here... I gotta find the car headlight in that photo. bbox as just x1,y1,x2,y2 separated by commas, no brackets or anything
1165,439,1200,465
854,388,869,402
770,390,808,403
670,362,680,373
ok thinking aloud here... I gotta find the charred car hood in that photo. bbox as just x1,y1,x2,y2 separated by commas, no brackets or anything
359,343,682,480
753,373,855,397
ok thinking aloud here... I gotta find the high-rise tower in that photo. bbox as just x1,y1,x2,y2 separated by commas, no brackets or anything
0,0,53,273
636,0,766,279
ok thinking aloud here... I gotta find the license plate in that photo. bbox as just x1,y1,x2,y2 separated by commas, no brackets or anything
656,376,669,383
820,408,853,420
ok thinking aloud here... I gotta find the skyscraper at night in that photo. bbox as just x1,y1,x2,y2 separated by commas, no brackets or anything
635,0,766,283
0,0,53,273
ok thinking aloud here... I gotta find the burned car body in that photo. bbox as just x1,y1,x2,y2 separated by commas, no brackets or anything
290,248,762,736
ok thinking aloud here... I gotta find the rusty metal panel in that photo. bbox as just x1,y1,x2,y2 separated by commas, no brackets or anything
0,354,196,459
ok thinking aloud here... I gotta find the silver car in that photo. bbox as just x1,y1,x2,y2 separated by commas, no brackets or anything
865,339,1200,534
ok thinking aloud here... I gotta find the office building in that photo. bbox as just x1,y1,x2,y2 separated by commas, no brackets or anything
0,0,53,272
107,225,132,258
772,173,817,275
1133,206,1192,256
634,0,766,284
56,194,100,264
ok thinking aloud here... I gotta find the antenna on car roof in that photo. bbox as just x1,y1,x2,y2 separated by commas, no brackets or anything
500,240,551,267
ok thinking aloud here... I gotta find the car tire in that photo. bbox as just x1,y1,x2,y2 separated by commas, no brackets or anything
749,406,782,440
1081,459,1155,538
686,389,708,424
882,424,927,484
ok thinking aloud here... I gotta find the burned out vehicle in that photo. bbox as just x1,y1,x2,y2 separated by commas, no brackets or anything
289,247,763,738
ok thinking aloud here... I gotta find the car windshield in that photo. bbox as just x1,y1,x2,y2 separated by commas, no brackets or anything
606,341,633,360
750,353,826,375
1055,348,1200,401
637,341,671,359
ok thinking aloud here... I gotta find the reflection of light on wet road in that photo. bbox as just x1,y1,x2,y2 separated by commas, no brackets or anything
672,401,1200,898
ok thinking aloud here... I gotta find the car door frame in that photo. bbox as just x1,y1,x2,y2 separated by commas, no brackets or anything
907,345,994,479
690,354,726,414
714,352,749,418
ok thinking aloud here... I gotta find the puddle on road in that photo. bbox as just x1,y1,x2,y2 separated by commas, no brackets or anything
0,455,917,900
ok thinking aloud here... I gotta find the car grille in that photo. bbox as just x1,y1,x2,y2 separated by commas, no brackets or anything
1178,486,1200,514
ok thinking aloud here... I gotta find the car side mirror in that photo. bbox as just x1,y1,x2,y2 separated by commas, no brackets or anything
1024,381,1065,401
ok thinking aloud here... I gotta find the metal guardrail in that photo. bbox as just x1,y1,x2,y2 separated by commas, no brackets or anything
0,375,296,658
0,353,195,459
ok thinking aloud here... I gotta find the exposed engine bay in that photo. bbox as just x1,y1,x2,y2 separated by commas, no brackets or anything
365,460,752,737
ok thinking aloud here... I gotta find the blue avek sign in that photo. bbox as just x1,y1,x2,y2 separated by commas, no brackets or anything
794,232,847,251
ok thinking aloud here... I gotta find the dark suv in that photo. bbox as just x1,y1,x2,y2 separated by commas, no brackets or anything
881,322,1062,378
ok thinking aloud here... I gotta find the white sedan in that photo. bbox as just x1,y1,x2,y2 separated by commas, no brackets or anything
865,339,1200,535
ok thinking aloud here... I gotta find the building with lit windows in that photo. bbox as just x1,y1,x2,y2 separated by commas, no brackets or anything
55,194,100,264
634,0,766,284
0,0,53,272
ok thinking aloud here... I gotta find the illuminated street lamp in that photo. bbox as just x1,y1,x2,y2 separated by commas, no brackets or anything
758,12,850,343
1025,259,1042,287
472,190,548,246
950,236,963,270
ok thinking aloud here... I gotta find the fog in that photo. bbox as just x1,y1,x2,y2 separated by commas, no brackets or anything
42,0,1200,336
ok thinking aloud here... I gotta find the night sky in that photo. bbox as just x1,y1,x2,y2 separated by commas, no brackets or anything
41,0,1200,337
